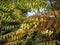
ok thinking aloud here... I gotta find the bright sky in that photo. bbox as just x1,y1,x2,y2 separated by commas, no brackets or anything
27,8,45,16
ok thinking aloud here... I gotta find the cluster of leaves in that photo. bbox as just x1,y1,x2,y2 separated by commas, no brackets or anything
51,0,60,10
0,0,28,35
20,17,39,29
0,0,27,45
0,11,20,35
0,12,15,22
16,0,49,12
0,0,15,12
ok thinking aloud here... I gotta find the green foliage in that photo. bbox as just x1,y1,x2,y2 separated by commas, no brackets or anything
22,32,33,45
0,0,60,45
0,11,20,35
0,0,15,12
15,0,49,12
51,0,60,10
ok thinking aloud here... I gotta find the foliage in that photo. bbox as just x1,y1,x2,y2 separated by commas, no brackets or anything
0,0,15,12
0,0,60,45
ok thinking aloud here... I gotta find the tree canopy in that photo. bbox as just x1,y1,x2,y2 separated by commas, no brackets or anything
0,0,60,45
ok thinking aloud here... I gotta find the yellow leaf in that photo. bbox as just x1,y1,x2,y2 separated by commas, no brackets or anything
36,18,38,21
40,18,44,22
16,29,25,35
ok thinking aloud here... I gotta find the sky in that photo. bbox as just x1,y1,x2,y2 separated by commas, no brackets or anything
27,8,45,16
